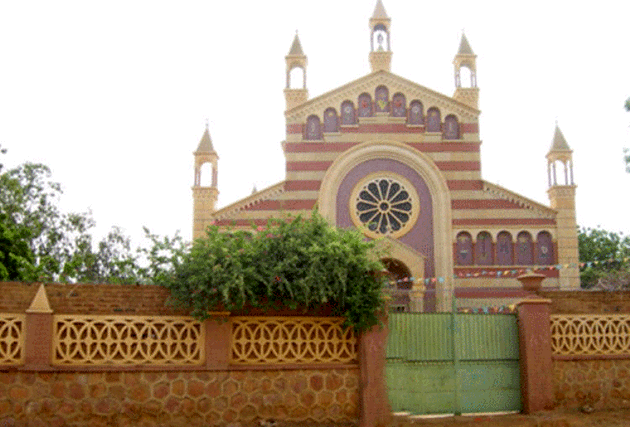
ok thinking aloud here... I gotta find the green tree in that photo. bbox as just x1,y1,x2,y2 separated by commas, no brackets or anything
579,226,630,289
158,213,386,332
0,157,185,284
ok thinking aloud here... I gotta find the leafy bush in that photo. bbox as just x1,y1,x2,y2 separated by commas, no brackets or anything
158,212,387,332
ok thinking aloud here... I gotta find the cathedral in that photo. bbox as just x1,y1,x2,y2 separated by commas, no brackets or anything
191,1,579,311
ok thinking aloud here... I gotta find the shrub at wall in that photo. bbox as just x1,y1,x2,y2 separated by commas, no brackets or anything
159,212,387,332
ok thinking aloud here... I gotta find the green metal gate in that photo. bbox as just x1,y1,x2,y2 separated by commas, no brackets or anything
386,312,521,415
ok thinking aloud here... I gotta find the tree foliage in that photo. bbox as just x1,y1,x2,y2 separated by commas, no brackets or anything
158,213,387,332
0,160,186,283
579,226,630,289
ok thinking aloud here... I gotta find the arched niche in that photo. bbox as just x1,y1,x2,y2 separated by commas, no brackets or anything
517,231,534,265
341,100,356,125
496,231,514,265
426,107,441,132
475,231,493,265
323,108,339,133
536,231,555,265
456,232,473,265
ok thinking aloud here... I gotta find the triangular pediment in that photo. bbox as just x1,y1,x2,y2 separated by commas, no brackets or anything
482,181,556,218
285,70,479,123
210,181,286,220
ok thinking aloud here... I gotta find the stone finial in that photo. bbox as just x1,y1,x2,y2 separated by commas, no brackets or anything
26,284,53,314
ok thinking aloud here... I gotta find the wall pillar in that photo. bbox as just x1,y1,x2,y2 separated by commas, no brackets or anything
517,298,553,413
358,318,391,427
24,284,53,370
204,313,231,369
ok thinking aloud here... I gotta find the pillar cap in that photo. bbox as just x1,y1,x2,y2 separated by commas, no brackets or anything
26,284,53,314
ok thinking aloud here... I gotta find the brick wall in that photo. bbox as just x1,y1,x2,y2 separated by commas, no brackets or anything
0,282,389,426
0,369,359,426
540,290,630,314
0,282,183,315
553,359,630,410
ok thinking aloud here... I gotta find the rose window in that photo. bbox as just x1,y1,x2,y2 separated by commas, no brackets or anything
350,175,419,239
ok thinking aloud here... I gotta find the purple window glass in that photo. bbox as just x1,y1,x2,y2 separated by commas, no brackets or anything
341,101,356,125
517,232,533,265
456,232,473,265
408,101,423,125
392,93,406,118
475,231,493,265
358,93,372,117
427,107,441,132
444,115,460,140
536,231,554,265
305,115,322,140
323,108,339,133
496,231,513,265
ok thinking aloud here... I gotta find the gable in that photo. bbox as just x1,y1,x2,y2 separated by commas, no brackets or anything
285,70,479,124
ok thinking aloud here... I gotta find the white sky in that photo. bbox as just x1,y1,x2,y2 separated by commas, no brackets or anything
1,0,629,244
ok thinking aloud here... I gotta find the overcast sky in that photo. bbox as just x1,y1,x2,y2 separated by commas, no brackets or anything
1,0,629,244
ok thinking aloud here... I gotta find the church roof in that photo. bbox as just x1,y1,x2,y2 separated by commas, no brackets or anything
195,126,215,154
458,34,474,55
288,33,304,56
548,126,572,153
372,0,389,19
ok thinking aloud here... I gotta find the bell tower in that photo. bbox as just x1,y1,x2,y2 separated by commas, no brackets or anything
453,33,479,109
546,125,579,288
284,33,308,111
369,0,392,72
192,124,219,239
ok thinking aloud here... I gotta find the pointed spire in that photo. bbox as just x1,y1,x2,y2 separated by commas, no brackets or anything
288,32,304,56
195,124,215,154
251,184,258,194
458,33,474,55
372,0,389,19
549,125,572,153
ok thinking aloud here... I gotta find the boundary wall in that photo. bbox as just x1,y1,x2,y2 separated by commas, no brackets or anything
542,290,630,410
0,282,389,427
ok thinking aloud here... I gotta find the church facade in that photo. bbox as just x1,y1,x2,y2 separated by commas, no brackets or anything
191,1,579,311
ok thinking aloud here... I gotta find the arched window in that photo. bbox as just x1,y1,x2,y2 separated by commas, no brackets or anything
427,107,441,132
475,231,493,265
288,66,305,89
305,115,322,140
197,163,213,187
358,93,372,117
496,231,513,265
392,93,406,117
517,232,534,265
341,101,356,125
323,108,339,133
458,65,474,88
444,115,460,140
375,86,389,113
408,100,423,125
536,231,554,265
456,232,473,265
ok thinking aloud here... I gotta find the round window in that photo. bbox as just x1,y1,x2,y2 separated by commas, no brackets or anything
349,173,419,239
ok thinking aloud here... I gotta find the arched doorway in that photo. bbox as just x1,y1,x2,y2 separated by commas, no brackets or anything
382,258,412,289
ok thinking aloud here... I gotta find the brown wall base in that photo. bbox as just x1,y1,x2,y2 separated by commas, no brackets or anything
554,359,630,410
0,368,359,426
